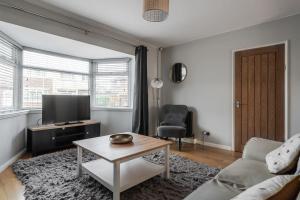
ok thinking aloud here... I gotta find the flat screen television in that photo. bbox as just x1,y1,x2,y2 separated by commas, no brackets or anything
42,95,91,125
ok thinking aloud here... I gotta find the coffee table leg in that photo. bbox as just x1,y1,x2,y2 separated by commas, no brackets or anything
113,161,120,200
164,145,170,179
77,146,82,177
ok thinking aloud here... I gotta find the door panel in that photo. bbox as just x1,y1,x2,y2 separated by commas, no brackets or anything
241,56,248,146
261,54,268,139
234,44,285,152
248,55,255,140
254,55,261,138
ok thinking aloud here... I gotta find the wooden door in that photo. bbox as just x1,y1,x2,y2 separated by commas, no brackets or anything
234,44,285,152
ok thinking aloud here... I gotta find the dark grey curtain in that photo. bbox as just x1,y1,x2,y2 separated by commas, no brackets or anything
132,46,149,135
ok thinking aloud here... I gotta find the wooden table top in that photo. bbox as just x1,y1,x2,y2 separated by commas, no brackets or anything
73,133,172,162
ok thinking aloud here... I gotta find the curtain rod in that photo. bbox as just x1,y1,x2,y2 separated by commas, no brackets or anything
0,2,138,48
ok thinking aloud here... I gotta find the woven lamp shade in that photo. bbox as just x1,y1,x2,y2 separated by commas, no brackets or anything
143,0,169,22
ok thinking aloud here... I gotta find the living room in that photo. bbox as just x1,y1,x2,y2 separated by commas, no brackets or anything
0,0,300,200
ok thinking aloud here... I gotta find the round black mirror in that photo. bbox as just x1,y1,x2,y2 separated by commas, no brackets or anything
170,63,187,83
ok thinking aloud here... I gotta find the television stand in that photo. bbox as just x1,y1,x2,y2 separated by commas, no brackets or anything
54,121,83,126
27,120,101,156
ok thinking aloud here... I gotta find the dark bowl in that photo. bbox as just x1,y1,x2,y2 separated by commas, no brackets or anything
109,133,133,144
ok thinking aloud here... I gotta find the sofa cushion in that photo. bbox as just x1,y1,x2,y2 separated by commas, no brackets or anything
295,156,300,175
243,137,282,163
266,133,300,174
184,179,241,200
216,158,274,190
231,175,300,200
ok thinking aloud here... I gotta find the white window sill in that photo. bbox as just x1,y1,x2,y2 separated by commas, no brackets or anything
28,109,42,114
0,110,29,120
27,107,133,114
91,107,132,112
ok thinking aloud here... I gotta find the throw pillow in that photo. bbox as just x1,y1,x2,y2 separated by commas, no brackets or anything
266,133,300,174
231,175,300,200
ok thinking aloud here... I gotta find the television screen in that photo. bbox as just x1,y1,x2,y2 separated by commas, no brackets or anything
42,95,91,125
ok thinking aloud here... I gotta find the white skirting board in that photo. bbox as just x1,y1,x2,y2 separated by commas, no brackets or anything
173,138,232,151
0,149,26,173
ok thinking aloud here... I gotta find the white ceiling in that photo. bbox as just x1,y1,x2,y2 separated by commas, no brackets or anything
0,21,132,59
26,0,300,47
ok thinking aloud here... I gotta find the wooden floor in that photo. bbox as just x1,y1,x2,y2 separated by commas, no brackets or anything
0,142,241,200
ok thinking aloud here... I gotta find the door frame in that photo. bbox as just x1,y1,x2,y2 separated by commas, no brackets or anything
231,41,289,151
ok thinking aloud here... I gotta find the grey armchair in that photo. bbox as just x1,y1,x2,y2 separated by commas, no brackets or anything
157,104,193,150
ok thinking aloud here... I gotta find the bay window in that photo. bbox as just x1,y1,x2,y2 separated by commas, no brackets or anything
22,50,90,108
0,39,133,112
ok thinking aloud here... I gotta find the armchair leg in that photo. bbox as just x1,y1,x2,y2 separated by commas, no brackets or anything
178,138,182,151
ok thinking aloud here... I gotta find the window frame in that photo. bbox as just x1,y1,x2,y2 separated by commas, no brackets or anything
20,48,133,111
0,31,22,113
91,58,133,110
21,48,91,109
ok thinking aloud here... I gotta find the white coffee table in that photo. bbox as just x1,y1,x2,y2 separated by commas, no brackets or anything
73,133,172,200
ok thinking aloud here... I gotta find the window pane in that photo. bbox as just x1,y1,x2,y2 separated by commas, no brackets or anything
95,75,128,108
0,37,14,61
97,62,128,73
23,68,89,108
0,62,14,109
23,50,89,74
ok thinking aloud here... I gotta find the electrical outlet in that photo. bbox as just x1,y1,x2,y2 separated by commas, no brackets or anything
202,131,210,136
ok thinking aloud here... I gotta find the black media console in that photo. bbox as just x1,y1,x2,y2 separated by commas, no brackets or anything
27,120,100,156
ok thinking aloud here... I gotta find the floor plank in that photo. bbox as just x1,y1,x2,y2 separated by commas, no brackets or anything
0,142,241,200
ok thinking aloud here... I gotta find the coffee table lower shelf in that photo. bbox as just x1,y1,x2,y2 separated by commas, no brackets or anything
82,157,165,192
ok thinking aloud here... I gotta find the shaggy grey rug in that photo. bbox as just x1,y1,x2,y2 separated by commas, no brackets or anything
12,149,220,200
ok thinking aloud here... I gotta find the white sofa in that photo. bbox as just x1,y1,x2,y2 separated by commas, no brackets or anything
185,137,300,200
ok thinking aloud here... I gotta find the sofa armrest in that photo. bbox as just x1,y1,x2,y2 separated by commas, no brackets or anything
242,137,283,163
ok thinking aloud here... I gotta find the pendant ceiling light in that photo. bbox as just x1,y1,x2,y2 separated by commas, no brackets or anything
143,0,169,22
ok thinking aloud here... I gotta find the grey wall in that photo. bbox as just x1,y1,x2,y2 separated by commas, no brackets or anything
0,114,27,168
27,110,132,135
162,14,300,148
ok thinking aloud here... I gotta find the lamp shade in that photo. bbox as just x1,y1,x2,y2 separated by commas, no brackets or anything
151,78,164,89
143,0,169,22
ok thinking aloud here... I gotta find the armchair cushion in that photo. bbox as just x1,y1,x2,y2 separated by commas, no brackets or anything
160,120,186,127
157,125,186,138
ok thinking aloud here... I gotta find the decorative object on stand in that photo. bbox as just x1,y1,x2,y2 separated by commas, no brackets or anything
151,47,164,131
143,0,169,22
170,63,187,83
109,133,133,144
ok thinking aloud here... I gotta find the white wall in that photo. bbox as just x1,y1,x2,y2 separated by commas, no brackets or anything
162,14,300,148
0,113,27,170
